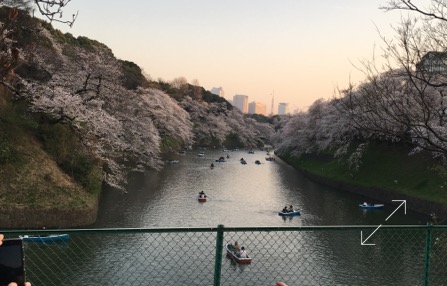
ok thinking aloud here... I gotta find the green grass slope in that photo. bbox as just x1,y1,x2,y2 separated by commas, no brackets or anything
280,142,447,205
0,90,97,213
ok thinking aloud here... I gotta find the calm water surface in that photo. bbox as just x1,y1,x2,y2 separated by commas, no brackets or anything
27,149,434,286
93,149,428,228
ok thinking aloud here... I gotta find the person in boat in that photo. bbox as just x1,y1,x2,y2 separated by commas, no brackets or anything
282,206,289,213
233,241,240,254
239,246,248,258
288,205,294,212
363,202,367,206
198,190,206,198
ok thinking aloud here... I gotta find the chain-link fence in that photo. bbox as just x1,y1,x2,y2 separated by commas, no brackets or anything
2,225,447,286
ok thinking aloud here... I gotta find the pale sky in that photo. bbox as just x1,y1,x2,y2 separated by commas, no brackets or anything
49,0,404,113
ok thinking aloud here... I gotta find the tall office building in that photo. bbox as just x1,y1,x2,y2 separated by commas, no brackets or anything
233,94,248,113
278,103,289,115
248,101,267,115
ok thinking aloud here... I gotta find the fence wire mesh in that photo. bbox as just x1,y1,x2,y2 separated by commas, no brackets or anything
2,225,447,286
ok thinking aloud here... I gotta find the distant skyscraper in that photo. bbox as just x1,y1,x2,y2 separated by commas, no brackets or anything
278,103,289,115
210,87,225,97
248,101,267,115
233,94,249,113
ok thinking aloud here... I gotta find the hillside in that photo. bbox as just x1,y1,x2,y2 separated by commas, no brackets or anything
0,89,98,228
0,7,274,228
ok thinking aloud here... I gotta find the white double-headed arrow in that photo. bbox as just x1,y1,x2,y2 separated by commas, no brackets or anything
360,200,406,246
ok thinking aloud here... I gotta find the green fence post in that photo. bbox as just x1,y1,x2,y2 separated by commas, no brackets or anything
214,224,224,286
424,223,433,286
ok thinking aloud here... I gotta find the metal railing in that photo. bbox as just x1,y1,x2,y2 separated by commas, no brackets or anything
2,225,447,286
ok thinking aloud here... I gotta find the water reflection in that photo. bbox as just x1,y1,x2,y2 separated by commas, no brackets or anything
93,149,429,228
30,149,435,285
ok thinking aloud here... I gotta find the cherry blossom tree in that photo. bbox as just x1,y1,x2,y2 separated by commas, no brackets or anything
1,5,274,190
333,0,447,161
179,96,269,148
275,98,354,160
10,17,194,189
0,1,77,91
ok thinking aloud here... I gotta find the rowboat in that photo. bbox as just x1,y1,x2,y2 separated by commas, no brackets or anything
20,234,70,242
278,210,301,216
358,203,384,209
226,244,251,264
198,196,207,202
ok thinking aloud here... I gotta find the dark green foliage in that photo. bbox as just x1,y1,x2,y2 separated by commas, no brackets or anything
0,98,35,166
201,89,232,108
0,99,37,139
223,133,244,149
44,24,113,56
15,63,52,82
119,60,149,90
195,135,221,148
0,139,19,164
70,155,102,195
38,121,102,194
160,136,183,153
279,142,447,204
154,79,233,109
245,113,273,124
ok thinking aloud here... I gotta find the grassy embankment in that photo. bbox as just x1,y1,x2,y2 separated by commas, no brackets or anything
280,142,447,206
0,90,99,212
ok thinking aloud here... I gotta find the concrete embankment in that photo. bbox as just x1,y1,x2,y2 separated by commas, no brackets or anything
0,201,98,229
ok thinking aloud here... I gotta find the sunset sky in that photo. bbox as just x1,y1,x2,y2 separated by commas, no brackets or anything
49,0,405,113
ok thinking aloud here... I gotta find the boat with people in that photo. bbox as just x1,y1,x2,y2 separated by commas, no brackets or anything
166,159,179,164
358,202,384,209
198,191,207,202
255,160,261,165
265,157,275,161
278,210,301,216
20,234,70,242
226,244,251,264
278,205,300,216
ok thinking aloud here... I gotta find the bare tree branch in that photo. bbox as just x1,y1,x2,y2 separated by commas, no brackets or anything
33,0,78,27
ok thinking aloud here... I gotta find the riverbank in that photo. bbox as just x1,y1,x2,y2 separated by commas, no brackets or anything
0,133,99,228
277,142,447,221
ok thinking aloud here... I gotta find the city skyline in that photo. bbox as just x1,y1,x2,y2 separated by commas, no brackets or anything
211,87,291,115
49,1,404,111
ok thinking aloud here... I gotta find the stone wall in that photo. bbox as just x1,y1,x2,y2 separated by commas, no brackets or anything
0,201,98,229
